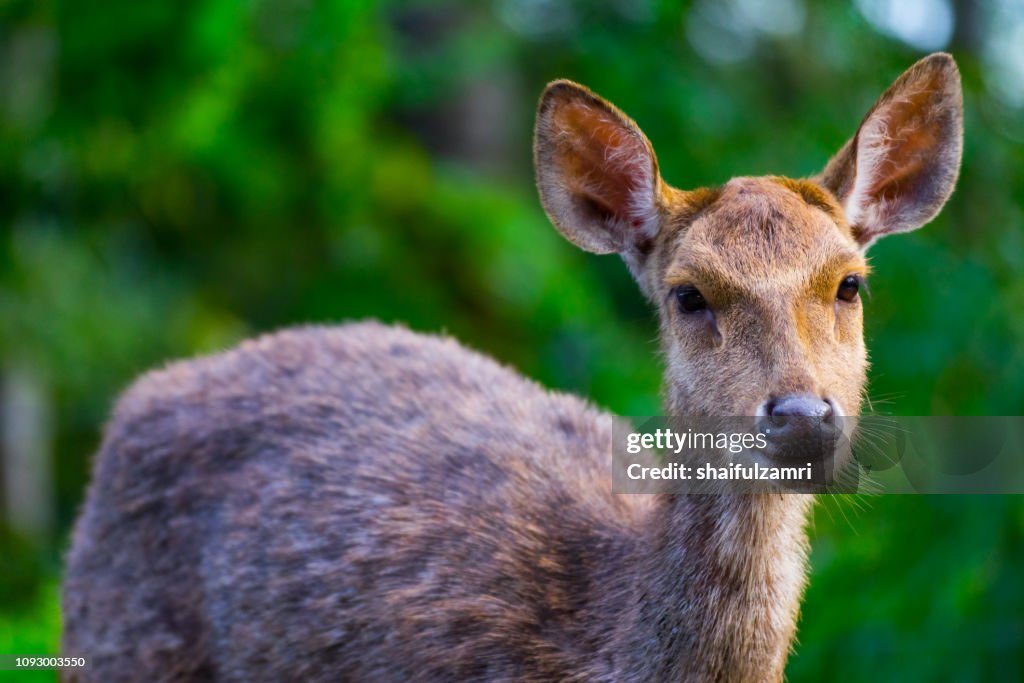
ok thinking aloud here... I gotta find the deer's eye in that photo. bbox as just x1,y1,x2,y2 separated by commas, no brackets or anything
674,286,708,314
837,275,862,303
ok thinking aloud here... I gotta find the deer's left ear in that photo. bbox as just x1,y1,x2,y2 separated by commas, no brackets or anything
816,53,964,249
534,80,666,255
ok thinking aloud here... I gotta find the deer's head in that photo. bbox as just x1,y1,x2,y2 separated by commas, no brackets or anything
534,54,962,439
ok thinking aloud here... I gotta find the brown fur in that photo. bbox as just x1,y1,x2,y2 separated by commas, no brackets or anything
62,55,963,682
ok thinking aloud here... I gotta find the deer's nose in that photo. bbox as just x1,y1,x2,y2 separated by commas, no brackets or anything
758,394,837,459
767,394,834,421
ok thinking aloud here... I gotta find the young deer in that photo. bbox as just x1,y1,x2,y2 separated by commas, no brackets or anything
62,54,962,682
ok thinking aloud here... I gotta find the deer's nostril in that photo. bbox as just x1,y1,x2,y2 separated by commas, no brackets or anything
767,394,834,423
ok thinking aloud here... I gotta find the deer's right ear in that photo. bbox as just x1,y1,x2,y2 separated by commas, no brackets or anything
534,81,665,255
816,53,964,249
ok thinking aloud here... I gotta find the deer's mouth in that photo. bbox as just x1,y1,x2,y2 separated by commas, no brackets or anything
745,415,855,492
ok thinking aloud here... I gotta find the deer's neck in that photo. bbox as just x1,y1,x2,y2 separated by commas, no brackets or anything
612,493,813,682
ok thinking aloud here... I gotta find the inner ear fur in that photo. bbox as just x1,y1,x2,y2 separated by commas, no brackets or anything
816,52,964,248
533,80,665,255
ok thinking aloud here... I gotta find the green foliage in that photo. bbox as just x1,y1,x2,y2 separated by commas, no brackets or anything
796,496,1024,681
1,0,1022,679
0,580,60,683
0,527,45,612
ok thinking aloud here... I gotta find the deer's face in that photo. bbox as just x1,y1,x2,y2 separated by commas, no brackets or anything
534,54,962,429
650,177,868,418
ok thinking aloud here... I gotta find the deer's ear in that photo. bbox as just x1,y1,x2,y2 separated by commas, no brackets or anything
817,53,963,249
534,81,665,255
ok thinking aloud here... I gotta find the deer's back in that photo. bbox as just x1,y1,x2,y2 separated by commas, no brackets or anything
62,322,644,682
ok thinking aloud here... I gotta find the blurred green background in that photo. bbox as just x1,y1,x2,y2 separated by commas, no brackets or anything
1,0,1023,680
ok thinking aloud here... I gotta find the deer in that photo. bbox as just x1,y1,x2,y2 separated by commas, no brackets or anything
61,53,962,682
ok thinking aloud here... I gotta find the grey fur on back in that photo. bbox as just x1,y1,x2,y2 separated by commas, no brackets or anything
62,321,647,682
